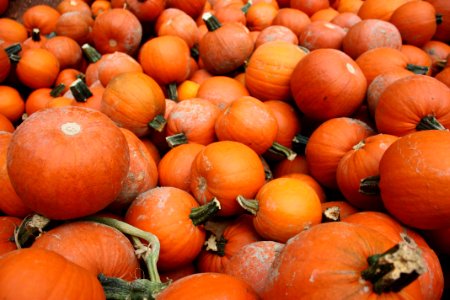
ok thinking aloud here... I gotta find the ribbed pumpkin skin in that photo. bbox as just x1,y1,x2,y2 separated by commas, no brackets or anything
156,272,260,300
0,248,105,300
261,222,423,299
290,48,367,121
7,106,130,220
31,221,141,281
379,130,450,230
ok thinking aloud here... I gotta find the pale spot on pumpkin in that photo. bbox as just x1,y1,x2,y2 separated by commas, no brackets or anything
109,39,118,48
324,23,337,29
346,63,356,74
61,122,81,136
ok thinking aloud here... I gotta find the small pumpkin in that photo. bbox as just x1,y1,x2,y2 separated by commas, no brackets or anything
0,86,25,122
22,4,61,35
44,36,83,70
15,48,60,89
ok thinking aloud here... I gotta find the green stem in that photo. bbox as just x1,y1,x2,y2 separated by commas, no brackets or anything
361,236,426,294
189,198,221,226
70,78,93,102
202,12,222,31
267,142,297,161
236,195,259,215
165,132,188,148
14,214,52,248
436,13,443,25
81,216,161,283
82,43,102,63
167,83,178,101
406,64,429,75
359,175,380,196
5,43,22,63
98,274,167,300
241,0,252,13
416,115,446,131
148,115,167,132
50,83,66,97
322,206,340,223
190,45,199,60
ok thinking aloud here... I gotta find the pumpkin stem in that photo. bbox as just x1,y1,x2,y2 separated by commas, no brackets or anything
148,114,167,132
4,43,22,63
416,115,446,131
98,274,168,300
202,12,222,31
165,132,188,148
292,133,309,154
406,64,429,75
237,195,259,215
359,175,380,196
31,28,41,42
204,234,228,257
82,43,102,63
190,45,199,60
436,13,443,25
322,206,340,223
50,83,66,97
189,198,221,226
352,139,366,150
435,59,447,69
167,83,178,101
241,0,252,14
82,216,162,283
70,78,93,102
14,214,52,248
267,142,297,161
361,234,427,294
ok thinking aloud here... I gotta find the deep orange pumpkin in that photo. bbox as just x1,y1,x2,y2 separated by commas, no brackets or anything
0,47,10,83
298,21,346,51
0,248,105,300
0,216,20,256
357,0,413,21
31,221,141,281
15,48,60,89
22,4,61,35
43,36,83,70
55,11,94,45
166,0,207,19
0,114,14,133
0,18,27,44
290,48,367,121
155,8,200,49
196,75,249,110
271,7,311,37
7,106,130,220
125,0,165,22
97,51,143,86
0,86,25,122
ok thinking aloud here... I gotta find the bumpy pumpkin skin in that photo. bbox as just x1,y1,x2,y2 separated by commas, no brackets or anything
7,106,130,220
0,248,105,300
379,130,450,230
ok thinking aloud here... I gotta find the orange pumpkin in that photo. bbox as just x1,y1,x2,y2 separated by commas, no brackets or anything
15,48,60,89
0,114,14,133
196,75,249,110
44,36,83,70
357,0,412,21
7,106,130,220
22,4,61,35
298,21,346,51
254,25,298,48
155,8,200,49
0,216,20,256
0,47,10,83
290,0,330,16
97,51,143,86
271,7,311,37
55,11,94,45
0,18,27,44
0,86,24,122
125,0,165,22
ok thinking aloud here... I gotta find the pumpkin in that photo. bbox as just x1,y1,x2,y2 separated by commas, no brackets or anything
97,51,143,86
245,41,308,101
91,0,111,18
155,272,259,299
55,11,94,45
0,47,10,83
101,72,166,137
190,140,266,216
54,68,84,95
321,200,359,219
215,96,281,156
196,214,262,273
0,114,14,133
422,40,450,75
330,11,361,30
90,8,142,55
290,48,367,121
0,85,24,122
31,221,141,281
0,216,20,256
378,130,450,230
15,48,60,89
298,21,346,51
125,0,165,22
107,128,158,214
427,0,450,43
343,211,445,300
7,106,130,220
44,36,83,70
290,0,330,16
155,8,200,50
22,28,47,50
238,177,322,243
262,222,426,299
400,45,433,76
158,143,205,192
166,0,206,19
375,75,450,136
199,13,254,75
389,1,437,47
224,241,284,296
0,18,27,44
310,7,339,22
336,134,399,211
125,186,219,271
196,75,249,110
271,8,311,37
254,25,298,48
165,98,221,147
68,79,104,111
342,19,403,59
139,35,191,100
305,117,375,189
245,2,279,31
21,4,61,35
357,0,413,21
0,132,32,218
281,173,326,203
0,248,105,300
212,2,248,25
57,0,92,16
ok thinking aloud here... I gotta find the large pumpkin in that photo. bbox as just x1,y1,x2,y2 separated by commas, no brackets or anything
7,106,130,220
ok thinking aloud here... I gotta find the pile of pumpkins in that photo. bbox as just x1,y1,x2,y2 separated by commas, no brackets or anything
0,0,449,299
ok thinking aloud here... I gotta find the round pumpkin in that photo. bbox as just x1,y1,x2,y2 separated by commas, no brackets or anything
7,106,130,220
